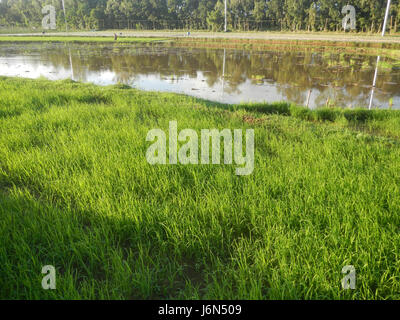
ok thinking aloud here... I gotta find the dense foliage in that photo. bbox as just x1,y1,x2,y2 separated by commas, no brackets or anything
0,0,399,32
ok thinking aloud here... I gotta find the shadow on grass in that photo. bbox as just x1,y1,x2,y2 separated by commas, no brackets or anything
0,189,212,299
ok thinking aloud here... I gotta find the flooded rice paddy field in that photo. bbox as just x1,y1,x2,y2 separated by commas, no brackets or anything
0,42,399,109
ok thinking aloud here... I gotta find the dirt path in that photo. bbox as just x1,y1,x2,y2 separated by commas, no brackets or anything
6,30,400,44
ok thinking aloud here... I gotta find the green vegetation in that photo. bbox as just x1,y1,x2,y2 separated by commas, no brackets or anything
237,102,400,137
1,34,400,60
1,77,400,299
1,0,400,33
176,37,400,60
0,36,167,43
378,59,400,70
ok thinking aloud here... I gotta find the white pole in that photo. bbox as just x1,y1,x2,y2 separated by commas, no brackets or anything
369,0,391,109
382,0,391,36
61,0,68,32
224,0,227,32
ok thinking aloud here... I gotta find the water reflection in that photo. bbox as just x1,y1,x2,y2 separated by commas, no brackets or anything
68,46,74,81
0,42,399,109
369,55,380,110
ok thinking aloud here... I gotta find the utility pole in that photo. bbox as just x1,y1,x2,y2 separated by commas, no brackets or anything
382,0,391,36
61,0,68,32
369,0,391,110
224,0,227,32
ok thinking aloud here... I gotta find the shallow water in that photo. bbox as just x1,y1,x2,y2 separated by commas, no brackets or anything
0,42,399,109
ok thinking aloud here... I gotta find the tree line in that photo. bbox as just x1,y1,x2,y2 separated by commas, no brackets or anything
0,0,399,32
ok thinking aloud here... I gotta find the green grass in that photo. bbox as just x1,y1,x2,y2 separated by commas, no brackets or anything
1,77,400,299
0,36,167,43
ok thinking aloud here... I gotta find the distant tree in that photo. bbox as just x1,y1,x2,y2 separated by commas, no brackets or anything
0,0,399,32
207,0,224,31
308,2,316,31
253,0,266,30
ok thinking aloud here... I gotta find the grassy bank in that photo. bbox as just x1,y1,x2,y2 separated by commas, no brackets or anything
1,77,400,299
0,36,167,43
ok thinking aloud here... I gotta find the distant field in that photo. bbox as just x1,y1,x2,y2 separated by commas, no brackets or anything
0,36,168,43
0,77,400,299
0,30,400,59
3,30,400,43
1,32,400,60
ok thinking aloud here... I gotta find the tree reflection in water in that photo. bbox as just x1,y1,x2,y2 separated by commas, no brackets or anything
0,42,399,109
